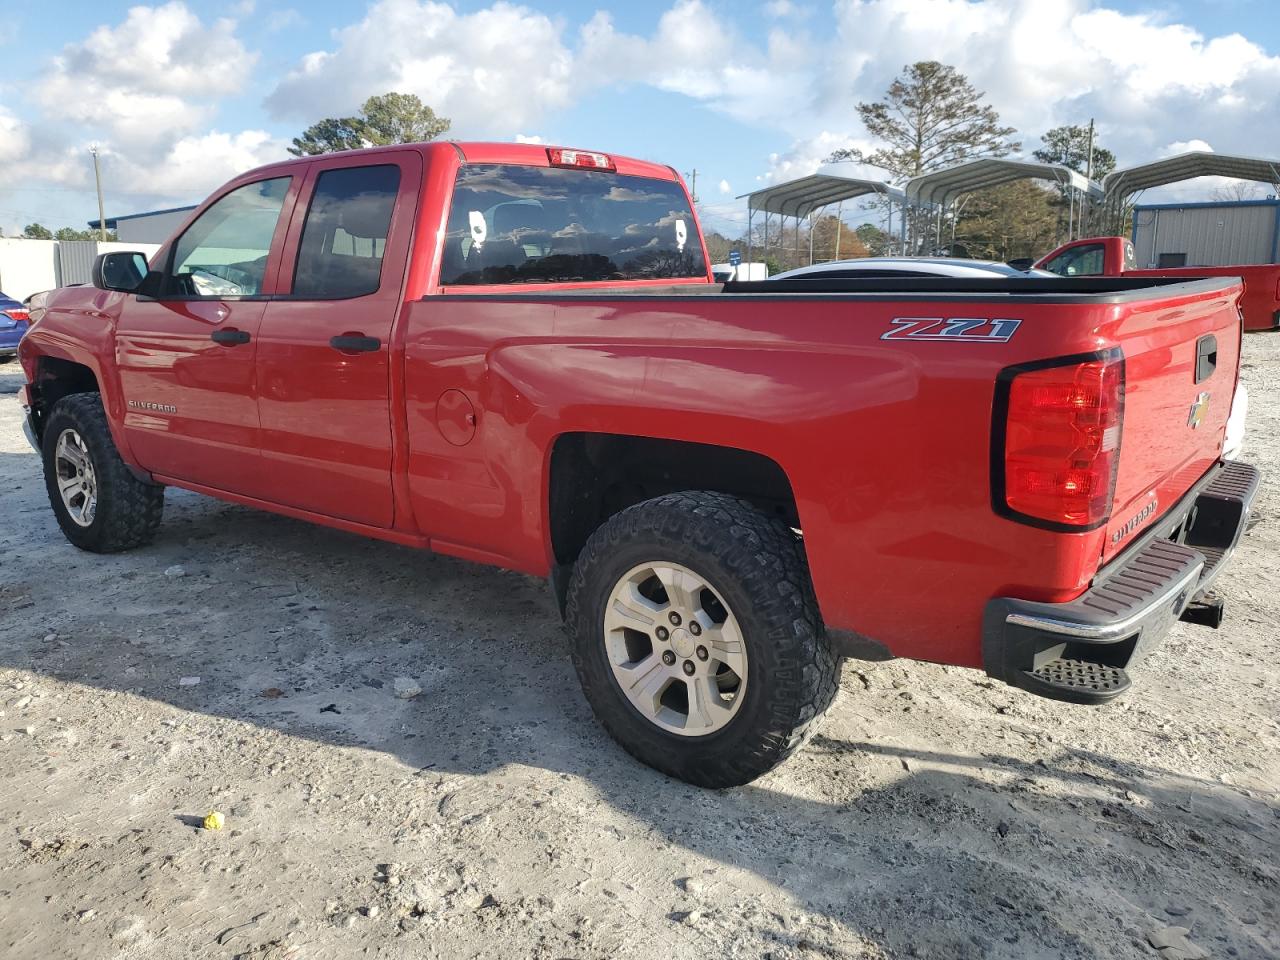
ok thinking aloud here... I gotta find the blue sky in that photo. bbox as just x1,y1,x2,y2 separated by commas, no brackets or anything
1,0,1278,237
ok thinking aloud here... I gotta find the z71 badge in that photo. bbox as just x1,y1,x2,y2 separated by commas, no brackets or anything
881,317,1022,343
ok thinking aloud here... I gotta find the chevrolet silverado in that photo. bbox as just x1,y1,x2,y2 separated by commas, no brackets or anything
16,142,1260,787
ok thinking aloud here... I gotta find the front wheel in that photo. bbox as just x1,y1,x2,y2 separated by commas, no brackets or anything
565,491,840,788
41,393,164,552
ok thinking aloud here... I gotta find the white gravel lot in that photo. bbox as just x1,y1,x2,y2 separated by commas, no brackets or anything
0,338,1277,960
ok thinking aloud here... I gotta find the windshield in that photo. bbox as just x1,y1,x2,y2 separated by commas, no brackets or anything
440,164,706,285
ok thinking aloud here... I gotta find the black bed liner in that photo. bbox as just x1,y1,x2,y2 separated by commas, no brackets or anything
432,275,1240,305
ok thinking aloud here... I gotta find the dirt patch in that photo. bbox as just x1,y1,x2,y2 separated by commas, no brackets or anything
1,345,1277,959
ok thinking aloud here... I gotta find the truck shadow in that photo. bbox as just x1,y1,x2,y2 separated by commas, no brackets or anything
1,469,1277,959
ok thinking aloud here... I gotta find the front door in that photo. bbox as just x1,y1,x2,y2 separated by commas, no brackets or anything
115,175,297,494
253,152,420,527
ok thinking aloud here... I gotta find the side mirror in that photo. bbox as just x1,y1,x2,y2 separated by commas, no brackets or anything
92,251,150,293
1006,257,1035,272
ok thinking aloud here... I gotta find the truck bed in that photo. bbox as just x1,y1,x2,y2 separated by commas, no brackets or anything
436,275,1234,301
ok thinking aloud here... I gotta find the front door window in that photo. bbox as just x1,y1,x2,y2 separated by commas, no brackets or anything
166,177,292,297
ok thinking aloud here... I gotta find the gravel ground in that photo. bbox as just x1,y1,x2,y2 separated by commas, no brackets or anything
0,341,1277,960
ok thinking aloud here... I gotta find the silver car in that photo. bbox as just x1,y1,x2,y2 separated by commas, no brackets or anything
770,257,1055,280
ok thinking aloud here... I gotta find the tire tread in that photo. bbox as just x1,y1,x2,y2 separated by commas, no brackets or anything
43,393,163,552
566,491,840,787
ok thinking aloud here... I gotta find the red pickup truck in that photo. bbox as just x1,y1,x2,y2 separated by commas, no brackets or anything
16,142,1259,787
1035,235,1280,332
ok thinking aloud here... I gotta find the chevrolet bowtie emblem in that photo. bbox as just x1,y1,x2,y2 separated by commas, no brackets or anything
1187,391,1211,429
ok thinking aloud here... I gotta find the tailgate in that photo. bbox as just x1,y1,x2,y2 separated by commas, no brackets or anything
1102,283,1242,563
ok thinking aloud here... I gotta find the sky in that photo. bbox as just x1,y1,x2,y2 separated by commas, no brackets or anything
0,0,1278,238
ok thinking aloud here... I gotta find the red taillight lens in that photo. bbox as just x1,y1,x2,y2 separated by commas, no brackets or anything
3,309,29,324
546,148,615,171
998,354,1124,528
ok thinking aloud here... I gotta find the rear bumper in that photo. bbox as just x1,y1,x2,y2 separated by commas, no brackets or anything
982,460,1260,704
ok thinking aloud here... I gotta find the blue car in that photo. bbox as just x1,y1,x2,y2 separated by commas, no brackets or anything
0,291,29,364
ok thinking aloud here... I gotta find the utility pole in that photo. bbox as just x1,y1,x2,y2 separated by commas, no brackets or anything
91,146,107,242
1081,118,1096,240
686,168,698,204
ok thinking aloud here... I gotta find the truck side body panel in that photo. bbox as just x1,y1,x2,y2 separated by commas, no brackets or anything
401,284,1240,669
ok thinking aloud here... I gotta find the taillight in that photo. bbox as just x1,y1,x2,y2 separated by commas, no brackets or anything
3,309,29,324
547,148,616,172
994,352,1124,530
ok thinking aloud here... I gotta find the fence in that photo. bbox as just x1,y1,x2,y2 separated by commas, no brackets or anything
0,238,161,302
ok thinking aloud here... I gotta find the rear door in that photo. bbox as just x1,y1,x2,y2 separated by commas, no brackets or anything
115,175,298,493
253,152,421,527
1102,285,1242,562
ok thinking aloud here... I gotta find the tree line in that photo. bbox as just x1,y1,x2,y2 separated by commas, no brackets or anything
744,61,1122,270
9,224,117,241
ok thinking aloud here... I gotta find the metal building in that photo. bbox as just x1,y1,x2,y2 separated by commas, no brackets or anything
1132,199,1280,268
87,204,196,244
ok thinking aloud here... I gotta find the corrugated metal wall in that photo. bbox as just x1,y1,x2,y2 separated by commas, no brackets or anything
57,241,101,286
55,240,163,287
1133,201,1279,267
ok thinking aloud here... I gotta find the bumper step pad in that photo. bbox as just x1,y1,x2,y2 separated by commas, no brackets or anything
1021,657,1131,704
984,460,1260,706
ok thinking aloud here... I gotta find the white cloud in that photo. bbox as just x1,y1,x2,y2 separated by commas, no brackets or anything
578,2,814,127
266,0,574,135
256,0,1280,193
0,106,32,169
718,179,731,194
104,130,289,198
266,8,303,32
1159,139,1215,158
815,0,1280,166
764,0,805,18
15,4,279,205
39,1,257,147
514,133,546,144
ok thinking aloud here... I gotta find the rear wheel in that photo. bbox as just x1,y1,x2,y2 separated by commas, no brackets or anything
566,491,840,788
42,393,164,552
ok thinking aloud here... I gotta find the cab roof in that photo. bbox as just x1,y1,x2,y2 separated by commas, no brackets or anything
239,141,680,183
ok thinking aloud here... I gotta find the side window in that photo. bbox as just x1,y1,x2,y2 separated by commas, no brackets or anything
1041,243,1104,277
292,165,401,299
167,177,291,297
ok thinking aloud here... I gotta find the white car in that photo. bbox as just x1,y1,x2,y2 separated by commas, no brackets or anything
712,262,768,282
770,257,1056,280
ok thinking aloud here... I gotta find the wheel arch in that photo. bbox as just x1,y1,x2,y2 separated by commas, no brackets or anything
546,432,801,611
28,355,102,445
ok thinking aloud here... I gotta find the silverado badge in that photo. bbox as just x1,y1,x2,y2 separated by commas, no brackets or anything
128,399,177,414
1187,392,1211,429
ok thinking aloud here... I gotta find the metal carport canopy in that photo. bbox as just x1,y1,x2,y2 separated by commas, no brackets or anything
906,158,1103,207
740,173,904,219
1103,151,1280,200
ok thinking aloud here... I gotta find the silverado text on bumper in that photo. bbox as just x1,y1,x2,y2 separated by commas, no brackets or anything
983,460,1260,704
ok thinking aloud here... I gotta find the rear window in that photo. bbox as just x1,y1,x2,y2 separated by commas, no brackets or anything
440,164,706,285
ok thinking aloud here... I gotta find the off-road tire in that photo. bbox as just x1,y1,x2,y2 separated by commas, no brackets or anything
42,393,164,552
566,491,841,788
